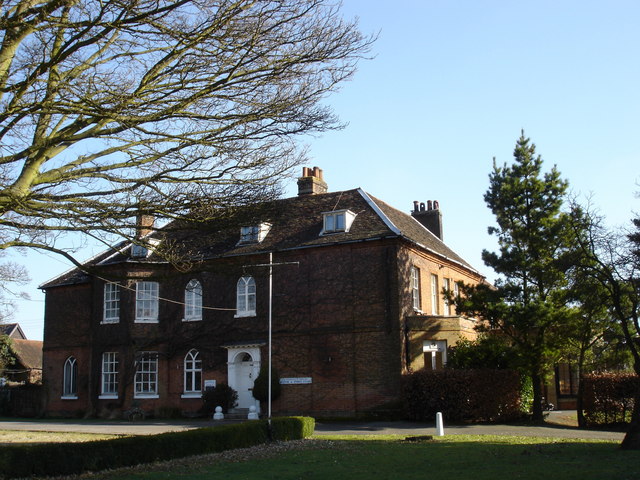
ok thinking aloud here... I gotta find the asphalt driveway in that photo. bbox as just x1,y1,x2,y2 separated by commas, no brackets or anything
0,411,626,441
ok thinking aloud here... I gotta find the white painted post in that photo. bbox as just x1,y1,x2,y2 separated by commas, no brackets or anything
436,412,445,436
213,406,224,420
247,405,259,420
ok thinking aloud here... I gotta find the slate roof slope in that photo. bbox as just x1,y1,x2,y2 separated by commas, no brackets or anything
0,323,26,339
367,194,476,271
41,188,479,288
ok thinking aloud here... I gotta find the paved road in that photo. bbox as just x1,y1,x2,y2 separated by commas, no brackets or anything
0,413,626,442
313,420,625,441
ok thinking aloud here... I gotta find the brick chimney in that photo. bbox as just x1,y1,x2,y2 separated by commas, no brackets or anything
136,213,155,239
297,166,328,195
411,200,443,240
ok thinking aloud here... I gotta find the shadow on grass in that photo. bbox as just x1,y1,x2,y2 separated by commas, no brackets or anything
82,435,640,480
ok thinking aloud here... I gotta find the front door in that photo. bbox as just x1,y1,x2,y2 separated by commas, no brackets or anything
423,340,447,370
226,347,261,411
234,352,255,408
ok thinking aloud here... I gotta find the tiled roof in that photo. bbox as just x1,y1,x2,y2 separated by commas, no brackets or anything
367,194,474,270
0,323,26,339
41,188,479,288
10,339,43,370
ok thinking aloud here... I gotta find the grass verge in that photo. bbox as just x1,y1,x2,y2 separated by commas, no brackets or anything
30,434,639,480
0,430,121,444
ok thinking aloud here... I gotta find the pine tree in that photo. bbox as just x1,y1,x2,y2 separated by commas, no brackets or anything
456,132,576,422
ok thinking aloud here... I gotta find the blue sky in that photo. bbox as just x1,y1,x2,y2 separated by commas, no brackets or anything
10,1,640,340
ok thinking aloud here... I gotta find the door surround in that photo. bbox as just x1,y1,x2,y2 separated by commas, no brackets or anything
223,344,263,411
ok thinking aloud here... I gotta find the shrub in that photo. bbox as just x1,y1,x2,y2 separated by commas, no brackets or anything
402,369,522,423
0,417,314,479
252,364,281,403
201,383,238,415
582,372,640,427
447,336,518,370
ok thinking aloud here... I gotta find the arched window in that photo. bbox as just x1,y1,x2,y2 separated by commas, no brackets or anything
184,349,202,395
236,276,256,317
62,356,78,398
184,279,203,321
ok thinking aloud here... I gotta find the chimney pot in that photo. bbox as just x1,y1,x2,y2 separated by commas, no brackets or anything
413,201,419,212
297,166,328,195
411,201,443,241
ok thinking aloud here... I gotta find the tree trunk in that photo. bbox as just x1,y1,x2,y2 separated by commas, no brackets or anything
531,372,544,424
621,393,640,449
576,375,586,428
576,349,586,428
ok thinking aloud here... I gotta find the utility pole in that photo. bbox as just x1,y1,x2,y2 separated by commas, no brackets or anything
244,252,298,428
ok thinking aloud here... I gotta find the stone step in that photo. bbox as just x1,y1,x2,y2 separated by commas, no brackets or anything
226,408,250,420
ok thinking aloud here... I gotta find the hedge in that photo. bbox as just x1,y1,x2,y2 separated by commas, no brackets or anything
0,417,315,479
402,369,522,423
582,372,640,427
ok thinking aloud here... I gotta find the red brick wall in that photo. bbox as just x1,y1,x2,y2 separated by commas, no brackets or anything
43,239,451,417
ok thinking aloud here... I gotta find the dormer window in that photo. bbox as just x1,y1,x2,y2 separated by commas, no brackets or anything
131,239,160,258
131,244,148,258
239,223,271,244
321,209,356,235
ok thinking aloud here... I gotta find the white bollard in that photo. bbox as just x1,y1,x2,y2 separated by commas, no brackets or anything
213,406,224,420
436,412,445,436
247,405,259,420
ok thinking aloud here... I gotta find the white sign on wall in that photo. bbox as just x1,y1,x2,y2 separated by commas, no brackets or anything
204,380,217,390
279,377,312,385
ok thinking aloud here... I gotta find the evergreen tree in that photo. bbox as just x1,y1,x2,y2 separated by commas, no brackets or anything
455,132,577,422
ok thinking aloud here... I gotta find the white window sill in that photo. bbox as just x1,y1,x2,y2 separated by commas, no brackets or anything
134,319,159,323
134,394,159,399
182,318,202,322
99,394,118,400
61,395,78,400
234,311,256,318
101,320,119,325
181,392,202,399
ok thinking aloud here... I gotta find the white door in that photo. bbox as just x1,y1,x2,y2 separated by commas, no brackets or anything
234,352,255,408
226,348,261,410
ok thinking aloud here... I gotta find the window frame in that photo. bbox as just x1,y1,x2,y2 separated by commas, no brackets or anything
182,349,203,398
135,281,159,323
238,223,271,244
62,356,78,399
411,266,421,312
102,282,120,324
555,363,579,397
320,209,356,235
184,279,203,322
134,352,159,398
443,278,451,316
100,352,119,399
430,274,439,315
235,276,256,317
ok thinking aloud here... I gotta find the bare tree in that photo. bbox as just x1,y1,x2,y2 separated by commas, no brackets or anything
568,202,640,449
0,0,374,263
0,252,29,321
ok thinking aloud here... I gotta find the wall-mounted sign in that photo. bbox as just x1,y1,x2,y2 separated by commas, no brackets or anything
204,380,217,390
279,377,312,385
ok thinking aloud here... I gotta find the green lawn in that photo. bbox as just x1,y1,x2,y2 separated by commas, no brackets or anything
75,435,639,480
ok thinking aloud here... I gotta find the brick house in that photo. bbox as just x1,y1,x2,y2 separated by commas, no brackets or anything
41,167,485,418
1,324,43,385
